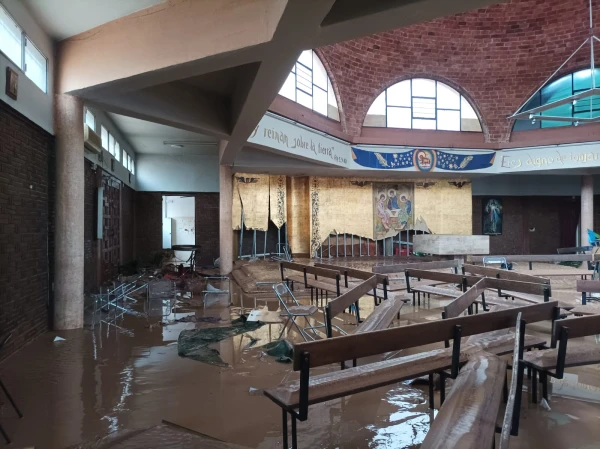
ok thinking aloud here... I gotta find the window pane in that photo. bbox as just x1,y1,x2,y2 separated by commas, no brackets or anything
313,86,327,116
367,91,386,116
387,80,411,107
297,89,312,109
313,53,328,90
412,78,436,97
298,50,312,69
101,126,108,150
24,37,46,92
296,64,312,94
437,109,460,131
108,134,115,155
574,69,593,91
461,96,478,119
387,107,411,128
327,79,337,107
85,109,95,131
413,97,436,119
0,6,22,68
115,142,120,162
437,83,460,109
123,151,129,169
413,118,436,130
279,72,295,101
131,160,135,175
541,74,572,104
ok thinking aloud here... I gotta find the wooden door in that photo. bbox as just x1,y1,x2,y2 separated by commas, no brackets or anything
102,175,121,283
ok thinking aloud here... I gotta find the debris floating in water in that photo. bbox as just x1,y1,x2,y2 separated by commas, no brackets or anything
53,336,66,342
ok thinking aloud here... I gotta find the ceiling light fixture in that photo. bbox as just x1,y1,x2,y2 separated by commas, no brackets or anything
170,144,184,149
509,0,600,126
163,141,217,148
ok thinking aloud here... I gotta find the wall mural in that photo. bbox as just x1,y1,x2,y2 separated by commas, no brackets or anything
351,147,496,172
373,183,414,240
482,198,503,235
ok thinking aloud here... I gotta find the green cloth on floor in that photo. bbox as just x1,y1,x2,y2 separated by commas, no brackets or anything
262,340,293,363
177,316,264,367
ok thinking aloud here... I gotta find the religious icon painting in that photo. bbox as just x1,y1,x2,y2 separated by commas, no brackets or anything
482,198,503,235
373,183,414,240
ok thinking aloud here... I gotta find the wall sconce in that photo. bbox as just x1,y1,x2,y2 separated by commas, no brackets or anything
236,176,259,183
416,182,436,189
350,181,371,187
448,181,471,189
529,227,536,232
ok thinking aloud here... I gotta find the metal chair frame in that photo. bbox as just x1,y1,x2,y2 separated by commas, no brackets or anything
273,283,324,342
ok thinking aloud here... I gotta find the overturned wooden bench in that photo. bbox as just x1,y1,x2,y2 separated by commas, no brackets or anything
263,302,558,449
372,259,462,275
279,262,346,304
405,269,481,306
468,253,599,276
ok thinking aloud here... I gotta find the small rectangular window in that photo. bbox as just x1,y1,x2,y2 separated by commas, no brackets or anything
115,141,120,162
24,36,47,92
84,109,95,131
131,159,135,175
108,134,115,155
123,151,129,170
101,126,108,150
0,5,22,68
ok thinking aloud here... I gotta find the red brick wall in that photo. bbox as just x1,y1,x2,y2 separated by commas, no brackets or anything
319,0,599,141
135,192,220,266
0,100,53,359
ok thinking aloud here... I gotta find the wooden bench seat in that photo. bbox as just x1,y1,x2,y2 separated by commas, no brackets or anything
354,297,404,334
522,343,600,370
420,353,507,449
264,332,545,409
570,304,600,315
412,285,462,298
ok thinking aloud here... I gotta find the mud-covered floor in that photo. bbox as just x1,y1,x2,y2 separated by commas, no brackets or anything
1,262,600,449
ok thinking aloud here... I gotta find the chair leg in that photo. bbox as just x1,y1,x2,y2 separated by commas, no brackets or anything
531,369,538,404
282,409,288,449
440,372,446,405
541,371,548,400
428,373,435,409
0,422,10,445
0,377,22,418
278,319,290,340
292,414,298,449
504,371,508,403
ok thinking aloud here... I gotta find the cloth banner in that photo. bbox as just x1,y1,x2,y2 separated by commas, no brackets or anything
269,175,287,228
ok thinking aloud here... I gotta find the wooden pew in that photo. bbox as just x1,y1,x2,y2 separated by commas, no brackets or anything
468,253,599,273
577,279,600,305
372,259,461,275
420,353,507,449
314,262,391,305
519,314,600,409
463,263,549,284
404,269,481,305
279,262,345,303
264,302,558,448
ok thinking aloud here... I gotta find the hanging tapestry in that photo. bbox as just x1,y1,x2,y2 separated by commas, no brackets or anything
236,173,270,231
232,177,243,231
373,183,414,240
482,198,503,235
269,175,287,228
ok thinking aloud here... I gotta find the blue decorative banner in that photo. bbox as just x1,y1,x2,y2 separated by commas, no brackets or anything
351,147,496,172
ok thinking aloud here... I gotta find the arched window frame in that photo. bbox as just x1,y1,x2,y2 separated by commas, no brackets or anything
513,68,600,131
364,78,482,132
278,50,340,121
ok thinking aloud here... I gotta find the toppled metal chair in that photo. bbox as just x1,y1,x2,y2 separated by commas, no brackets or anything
0,334,23,444
272,282,321,342
202,276,231,308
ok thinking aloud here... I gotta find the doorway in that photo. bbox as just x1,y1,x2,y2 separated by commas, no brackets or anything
162,195,196,265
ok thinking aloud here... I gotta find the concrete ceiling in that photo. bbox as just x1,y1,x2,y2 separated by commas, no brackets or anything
23,0,165,40
108,113,217,156
54,0,507,167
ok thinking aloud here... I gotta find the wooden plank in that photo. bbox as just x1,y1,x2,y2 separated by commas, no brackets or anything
280,261,340,280
522,343,600,370
463,264,549,284
372,259,460,274
293,301,558,369
570,304,600,316
468,254,597,263
412,286,462,298
406,269,480,286
444,279,486,318
553,313,600,340
484,277,550,296
354,297,404,334
499,313,523,449
268,333,542,409
314,263,388,284
557,246,593,254
577,279,600,293
328,277,378,318
420,353,507,449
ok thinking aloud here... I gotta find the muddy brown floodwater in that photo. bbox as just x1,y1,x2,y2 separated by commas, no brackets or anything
1,276,600,448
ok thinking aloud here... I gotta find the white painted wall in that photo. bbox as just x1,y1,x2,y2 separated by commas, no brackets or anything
162,196,195,263
472,175,600,197
0,0,54,134
84,106,136,189
136,154,219,192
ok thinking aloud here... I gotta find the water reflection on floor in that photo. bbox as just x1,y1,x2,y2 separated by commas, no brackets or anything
0,285,599,448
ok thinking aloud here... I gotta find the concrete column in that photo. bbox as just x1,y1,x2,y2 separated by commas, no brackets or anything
219,141,233,275
581,175,594,246
54,94,84,329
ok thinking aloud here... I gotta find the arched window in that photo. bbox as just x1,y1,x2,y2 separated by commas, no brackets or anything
278,50,340,121
513,69,600,131
364,78,482,132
